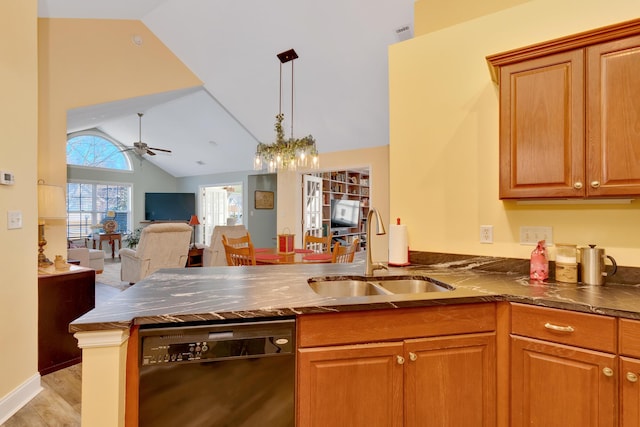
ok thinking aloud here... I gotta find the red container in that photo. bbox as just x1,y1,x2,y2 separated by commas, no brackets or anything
278,234,295,254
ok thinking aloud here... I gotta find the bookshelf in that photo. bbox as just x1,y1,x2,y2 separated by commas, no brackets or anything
321,169,369,250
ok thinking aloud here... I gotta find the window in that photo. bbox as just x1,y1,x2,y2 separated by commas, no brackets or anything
67,131,132,170
66,131,133,241
67,182,132,240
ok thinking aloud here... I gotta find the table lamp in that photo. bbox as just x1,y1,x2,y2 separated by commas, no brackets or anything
188,214,200,248
37,181,67,267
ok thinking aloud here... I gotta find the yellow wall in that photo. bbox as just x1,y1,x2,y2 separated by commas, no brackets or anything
0,0,39,404
390,0,640,266
414,0,530,36
38,18,202,259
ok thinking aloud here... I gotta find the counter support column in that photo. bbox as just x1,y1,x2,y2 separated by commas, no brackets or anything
75,329,130,427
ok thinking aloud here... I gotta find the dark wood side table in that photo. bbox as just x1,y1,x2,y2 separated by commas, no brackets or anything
187,247,204,267
38,265,95,375
93,232,121,259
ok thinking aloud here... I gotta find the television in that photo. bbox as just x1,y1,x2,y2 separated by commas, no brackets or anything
330,199,361,228
145,192,196,222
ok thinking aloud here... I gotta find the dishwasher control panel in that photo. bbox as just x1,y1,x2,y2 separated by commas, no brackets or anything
141,341,211,365
139,319,295,367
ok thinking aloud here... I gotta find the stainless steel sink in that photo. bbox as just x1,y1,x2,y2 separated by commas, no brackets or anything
375,279,452,294
308,280,390,297
307,276,454,297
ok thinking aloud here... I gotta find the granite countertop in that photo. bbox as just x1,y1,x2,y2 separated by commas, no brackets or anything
70,254,640,333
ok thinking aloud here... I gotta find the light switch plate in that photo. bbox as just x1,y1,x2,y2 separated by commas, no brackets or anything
520,226,553,245
7,210,22,229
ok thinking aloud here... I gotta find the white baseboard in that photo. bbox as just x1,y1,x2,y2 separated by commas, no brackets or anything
0,373,42,424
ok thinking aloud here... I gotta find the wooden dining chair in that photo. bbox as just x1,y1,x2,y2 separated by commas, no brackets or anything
223,241,256,266
303,232,333,253
222,232,252,248
331,239,359,263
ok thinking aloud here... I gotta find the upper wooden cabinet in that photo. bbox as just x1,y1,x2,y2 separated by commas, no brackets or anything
488,19,640,199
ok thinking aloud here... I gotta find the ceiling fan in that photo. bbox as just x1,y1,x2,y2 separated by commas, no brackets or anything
124,113,172,157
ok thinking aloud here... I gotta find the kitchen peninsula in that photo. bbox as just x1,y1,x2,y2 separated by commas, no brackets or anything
71,255,640,426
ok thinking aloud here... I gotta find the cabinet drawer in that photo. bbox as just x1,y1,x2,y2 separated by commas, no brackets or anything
297,303,496,348
620,318,640,358
511,303,616,353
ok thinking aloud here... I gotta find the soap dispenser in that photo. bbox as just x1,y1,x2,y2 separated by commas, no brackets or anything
530,240,549,281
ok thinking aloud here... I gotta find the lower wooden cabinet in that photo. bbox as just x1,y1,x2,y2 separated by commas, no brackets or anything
298,333,496,426
296,304,497,426
621,357,640,427
404,333,496,426
511,336,617,427
297,342,404,426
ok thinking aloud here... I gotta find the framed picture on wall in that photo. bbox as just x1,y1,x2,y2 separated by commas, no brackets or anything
255,190,274,209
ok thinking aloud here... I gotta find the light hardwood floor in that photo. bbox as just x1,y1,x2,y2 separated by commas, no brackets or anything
2,262,123,427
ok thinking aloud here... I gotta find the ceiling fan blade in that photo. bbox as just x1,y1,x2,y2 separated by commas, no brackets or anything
146,149,157,156
148,147,172,153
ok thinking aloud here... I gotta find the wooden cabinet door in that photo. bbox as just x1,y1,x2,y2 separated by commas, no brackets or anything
297,341,404,427
587,34,640,197
498,50,584,199
621,357,640,427
511,336,617,427
404,333,496,427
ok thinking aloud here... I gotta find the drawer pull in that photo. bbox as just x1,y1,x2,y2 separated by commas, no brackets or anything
409,352,418,362
544,322,575,333
603,367,614,377
396,355,405,365
627,372,638,383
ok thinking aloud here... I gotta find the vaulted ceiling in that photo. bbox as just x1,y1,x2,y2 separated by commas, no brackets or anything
39,0,414,177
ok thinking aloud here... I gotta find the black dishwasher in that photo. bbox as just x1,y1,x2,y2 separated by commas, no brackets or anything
138,318,295,427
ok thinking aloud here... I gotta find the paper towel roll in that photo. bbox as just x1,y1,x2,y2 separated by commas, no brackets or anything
388,224,409,266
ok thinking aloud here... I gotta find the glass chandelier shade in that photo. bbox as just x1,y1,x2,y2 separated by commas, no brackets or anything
254,49,319,173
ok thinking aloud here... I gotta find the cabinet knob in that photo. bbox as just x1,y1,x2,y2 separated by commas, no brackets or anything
573,182,583,189
396,355,405,365
590,181,601,188
627,372,638,383
603,367,614,377
409,352,418,362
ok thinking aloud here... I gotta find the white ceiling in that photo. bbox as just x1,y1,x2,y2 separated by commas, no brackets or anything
39,0,414,177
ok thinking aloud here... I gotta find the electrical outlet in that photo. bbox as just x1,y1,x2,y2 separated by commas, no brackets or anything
480,225,493,244
520,226,553,245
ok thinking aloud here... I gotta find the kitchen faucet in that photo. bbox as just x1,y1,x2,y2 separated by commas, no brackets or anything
366,207,388,276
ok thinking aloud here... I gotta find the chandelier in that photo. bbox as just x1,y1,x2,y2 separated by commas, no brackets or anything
254,49,319,173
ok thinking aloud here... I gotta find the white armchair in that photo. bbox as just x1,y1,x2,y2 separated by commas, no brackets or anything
120,223,192,284
203,225,249,266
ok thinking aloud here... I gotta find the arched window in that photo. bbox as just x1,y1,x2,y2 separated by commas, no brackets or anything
66,131,133,241
66,131,132,170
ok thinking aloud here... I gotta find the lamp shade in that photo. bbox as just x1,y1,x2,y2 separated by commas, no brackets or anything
38,183,67,219
189,215,200,226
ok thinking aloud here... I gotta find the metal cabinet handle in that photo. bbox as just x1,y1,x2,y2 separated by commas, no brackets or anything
627,372,638,383
544,322,575,333
574,182,583,189
396,355,405,365
603,367,614,377
409,352,417,362
591,181,601,188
